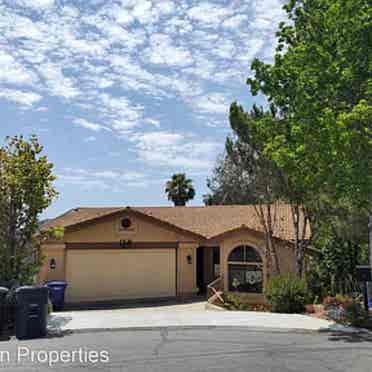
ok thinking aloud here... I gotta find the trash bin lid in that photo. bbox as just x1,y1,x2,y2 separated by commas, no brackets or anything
46,281,67,287
15,285,45,294
15,286,49,304
0,280,19,289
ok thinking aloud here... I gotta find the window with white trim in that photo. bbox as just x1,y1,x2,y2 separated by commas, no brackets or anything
228,245,263,293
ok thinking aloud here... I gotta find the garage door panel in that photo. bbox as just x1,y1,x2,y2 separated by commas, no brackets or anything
66,249,176,302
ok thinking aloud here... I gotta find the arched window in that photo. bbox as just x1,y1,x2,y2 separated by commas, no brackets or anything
228,245,263,293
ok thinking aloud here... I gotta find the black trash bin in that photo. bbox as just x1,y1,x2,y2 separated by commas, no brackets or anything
46,281,67,311
15,286,49,340
0,287,9,335
5,281,20,330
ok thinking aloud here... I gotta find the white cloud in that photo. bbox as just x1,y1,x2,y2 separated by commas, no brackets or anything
38,63,79,99
0,88,42,107
144,118,161,128
73,118,111,132
144,33,193,67
187,3,232,26
154,1,175,17
132,0,153,24
0,0,287,150
35,106,48,112
57,168,150,190
194,93,230,115
222,14,248,29
84,136,97,142
14,0,55,10
252,0,285,33
98,93,144,132
0,51,38,86
129,131,221,169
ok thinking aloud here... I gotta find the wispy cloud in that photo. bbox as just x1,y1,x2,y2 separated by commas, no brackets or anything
73,118,111,133
0,88,42,107
14,0,55,10
0,0,286,182
57,167,152,190
83,136,97,143
129,130,222,170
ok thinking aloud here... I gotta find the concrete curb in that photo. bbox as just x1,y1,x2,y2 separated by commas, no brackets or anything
205,303,226,311
50,325,326,336
48,324,372,337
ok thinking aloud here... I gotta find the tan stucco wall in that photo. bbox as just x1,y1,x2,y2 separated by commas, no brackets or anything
177,243,198,295
38,243,66,284
65,212,192,243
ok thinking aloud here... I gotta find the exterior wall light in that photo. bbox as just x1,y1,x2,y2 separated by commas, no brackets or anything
49,258,56,270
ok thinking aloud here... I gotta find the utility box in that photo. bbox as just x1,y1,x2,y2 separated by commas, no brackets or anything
356,265,372,282
15,286,49,340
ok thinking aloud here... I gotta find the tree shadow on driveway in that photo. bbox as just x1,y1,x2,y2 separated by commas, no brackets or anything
326,331,372,343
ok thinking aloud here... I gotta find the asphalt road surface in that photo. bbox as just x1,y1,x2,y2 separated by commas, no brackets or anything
0,327,371,371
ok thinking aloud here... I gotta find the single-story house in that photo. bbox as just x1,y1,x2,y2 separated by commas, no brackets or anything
39,205,304,304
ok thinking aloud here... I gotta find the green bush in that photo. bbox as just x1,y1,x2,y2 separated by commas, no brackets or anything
264,275,306,313
344,300,366,326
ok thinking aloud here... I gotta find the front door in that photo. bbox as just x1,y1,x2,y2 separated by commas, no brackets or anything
196,247,220,294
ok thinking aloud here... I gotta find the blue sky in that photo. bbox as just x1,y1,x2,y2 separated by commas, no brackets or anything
0,0,286,218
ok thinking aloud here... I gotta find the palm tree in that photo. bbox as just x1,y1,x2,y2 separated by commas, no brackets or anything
165,173,195,206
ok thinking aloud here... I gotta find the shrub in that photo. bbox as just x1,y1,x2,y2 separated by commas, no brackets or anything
322,294,366,323
224,293,248,311
343,300,365,325
264,275,306,313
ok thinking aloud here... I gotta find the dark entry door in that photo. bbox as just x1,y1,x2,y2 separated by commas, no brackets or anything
197,247,220,294
197,247,205,294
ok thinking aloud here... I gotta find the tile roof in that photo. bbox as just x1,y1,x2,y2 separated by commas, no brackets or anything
40,207,123,230
42,205,308,242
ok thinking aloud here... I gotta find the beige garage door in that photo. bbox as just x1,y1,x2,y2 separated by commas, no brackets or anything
66,249,176,303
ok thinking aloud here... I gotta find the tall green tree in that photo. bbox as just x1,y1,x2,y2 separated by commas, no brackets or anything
228,103,312,277
225,0,371,276
307,204,369,297
165,173,195,206
0,135,58,283
248,0,371,210
205,105,289,276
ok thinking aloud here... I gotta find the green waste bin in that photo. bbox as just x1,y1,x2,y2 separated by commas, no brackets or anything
0,287,9,336
15,286,49,340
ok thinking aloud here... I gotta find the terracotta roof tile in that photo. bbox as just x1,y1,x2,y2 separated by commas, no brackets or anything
40,207,123,230
42,205,308,242
134,205,300,241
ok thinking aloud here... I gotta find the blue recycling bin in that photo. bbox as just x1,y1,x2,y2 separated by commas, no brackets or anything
46,281,67,311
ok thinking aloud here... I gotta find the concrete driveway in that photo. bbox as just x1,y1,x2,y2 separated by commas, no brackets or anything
48,301,340,333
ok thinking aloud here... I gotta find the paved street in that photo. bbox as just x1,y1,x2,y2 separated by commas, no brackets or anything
1,327,371,371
